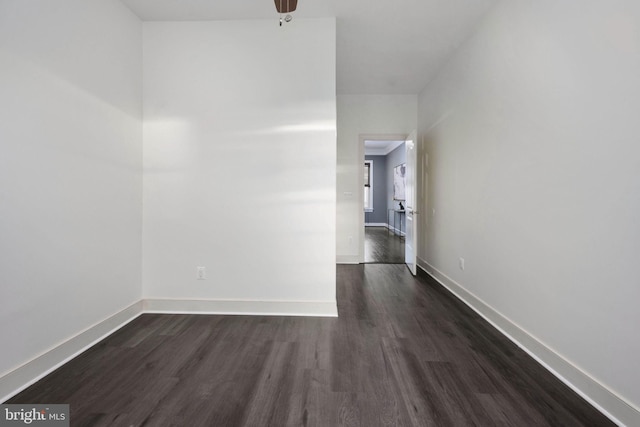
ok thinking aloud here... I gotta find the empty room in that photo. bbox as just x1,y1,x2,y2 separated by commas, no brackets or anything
1,0,639,426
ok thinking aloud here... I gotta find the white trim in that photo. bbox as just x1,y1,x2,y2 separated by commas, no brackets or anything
416,258,638,427
336,255,360,264
365,222,388,227
0,301,144,403
143,298,338,317
388,225,406,237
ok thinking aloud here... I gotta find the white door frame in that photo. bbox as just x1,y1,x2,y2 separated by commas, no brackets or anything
358,133,408,263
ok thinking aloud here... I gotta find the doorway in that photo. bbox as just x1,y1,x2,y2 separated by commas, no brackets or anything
363,139,406,264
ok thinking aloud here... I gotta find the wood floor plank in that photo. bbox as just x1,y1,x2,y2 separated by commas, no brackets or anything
365,226,405,264
6,264,616,426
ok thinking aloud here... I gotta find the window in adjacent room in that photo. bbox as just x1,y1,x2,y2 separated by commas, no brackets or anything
364,160,373,212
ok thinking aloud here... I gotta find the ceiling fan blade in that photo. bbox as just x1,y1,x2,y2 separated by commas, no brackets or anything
274,0,298,13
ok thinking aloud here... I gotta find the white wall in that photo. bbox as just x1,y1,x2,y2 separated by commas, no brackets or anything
336,95,416,263
418,0,640,424
142,19,337,315
0,0,142,384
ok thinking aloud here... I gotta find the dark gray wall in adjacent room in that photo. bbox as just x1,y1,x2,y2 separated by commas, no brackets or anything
364,155,387,224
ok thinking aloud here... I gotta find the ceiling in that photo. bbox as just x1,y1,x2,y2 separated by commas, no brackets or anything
120,0,498,94
365,140,405,156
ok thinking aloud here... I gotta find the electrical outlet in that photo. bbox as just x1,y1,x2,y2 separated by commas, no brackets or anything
459,258,465,271
197,266,206,280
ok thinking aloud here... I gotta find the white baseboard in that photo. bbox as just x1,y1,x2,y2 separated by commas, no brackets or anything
416,257,638,427
388,226,406,237
337,255,360,264
13,262,635,426
0,301,144,403
144,298,338,317
367,222,405,237
0,296,338,404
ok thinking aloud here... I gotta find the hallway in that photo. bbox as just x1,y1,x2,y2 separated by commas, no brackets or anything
364,226,404,264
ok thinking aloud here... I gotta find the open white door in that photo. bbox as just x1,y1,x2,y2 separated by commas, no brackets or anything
404,131,418,275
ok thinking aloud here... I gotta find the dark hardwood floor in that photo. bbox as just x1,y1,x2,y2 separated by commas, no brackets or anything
365,226,404,264
8,265,614,426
